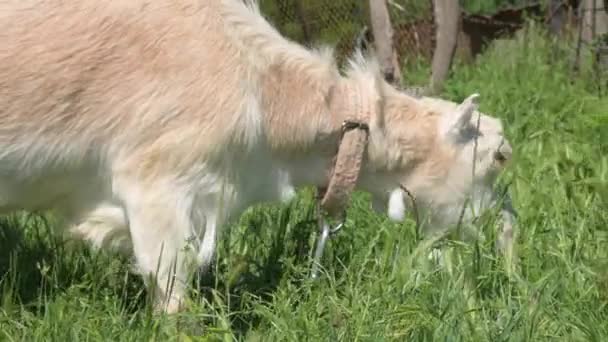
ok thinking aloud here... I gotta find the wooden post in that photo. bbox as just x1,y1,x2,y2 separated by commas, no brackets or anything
294,0,312,46
582,0,608,43
429,0,460,95
547,0,567,35
369,0,402,85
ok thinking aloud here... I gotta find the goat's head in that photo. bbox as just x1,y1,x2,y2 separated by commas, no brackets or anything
358,87,513,227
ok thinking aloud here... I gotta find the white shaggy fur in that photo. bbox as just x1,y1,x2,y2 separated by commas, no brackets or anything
388,188,407,222
0,0,515,313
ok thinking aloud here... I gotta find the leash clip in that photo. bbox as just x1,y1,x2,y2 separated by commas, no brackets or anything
310,209,346,280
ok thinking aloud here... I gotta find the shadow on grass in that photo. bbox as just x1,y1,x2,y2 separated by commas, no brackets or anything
0,192,335,338
188,195,323,338
0,212,148,316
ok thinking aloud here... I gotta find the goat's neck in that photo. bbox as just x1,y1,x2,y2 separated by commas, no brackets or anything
258,64,352,188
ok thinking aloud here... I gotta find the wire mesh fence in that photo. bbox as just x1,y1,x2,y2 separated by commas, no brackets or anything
547,0,608,92
258,0,434,66
258,0,607,92
257,1,553,66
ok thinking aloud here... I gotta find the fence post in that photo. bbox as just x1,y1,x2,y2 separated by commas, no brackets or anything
579,0,608,93
582,0,608,43
547,0,567,35
429,0,460,95
369,0,402,85
294,0,312,45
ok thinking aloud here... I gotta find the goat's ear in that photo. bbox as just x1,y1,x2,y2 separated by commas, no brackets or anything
439,93,480,139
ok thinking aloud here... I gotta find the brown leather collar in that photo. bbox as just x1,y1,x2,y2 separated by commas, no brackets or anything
317,80,374,217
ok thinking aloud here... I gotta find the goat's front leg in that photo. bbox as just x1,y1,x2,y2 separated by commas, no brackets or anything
115,177,197,314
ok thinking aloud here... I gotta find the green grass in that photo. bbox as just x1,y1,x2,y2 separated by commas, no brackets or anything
1,24,607,341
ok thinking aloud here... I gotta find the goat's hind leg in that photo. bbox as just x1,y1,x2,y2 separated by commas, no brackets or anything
68,202,132,256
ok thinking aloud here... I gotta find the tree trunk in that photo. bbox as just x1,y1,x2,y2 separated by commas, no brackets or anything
429,0,460,95
369,0,402,85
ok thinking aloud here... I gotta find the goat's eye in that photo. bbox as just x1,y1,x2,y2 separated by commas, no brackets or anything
462,127,482,139
470,128,483,139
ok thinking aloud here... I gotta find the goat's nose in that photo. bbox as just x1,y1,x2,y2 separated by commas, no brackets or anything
494,140,512,163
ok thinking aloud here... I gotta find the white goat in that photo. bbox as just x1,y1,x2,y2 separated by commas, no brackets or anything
0,0,514,312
